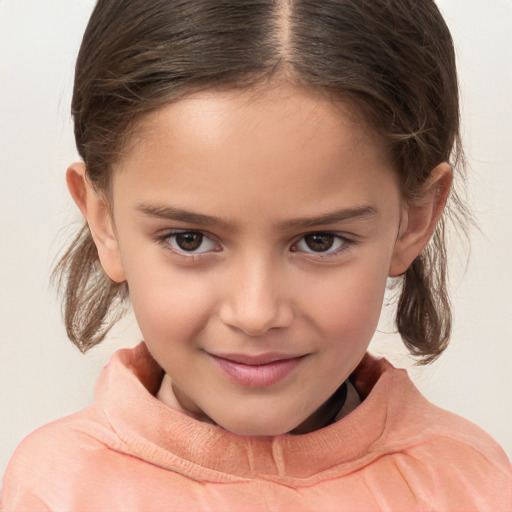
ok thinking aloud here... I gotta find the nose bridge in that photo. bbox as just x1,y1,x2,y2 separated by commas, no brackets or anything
219,248,293,336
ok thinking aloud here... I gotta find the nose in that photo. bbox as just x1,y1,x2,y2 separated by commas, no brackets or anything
218,256,294,337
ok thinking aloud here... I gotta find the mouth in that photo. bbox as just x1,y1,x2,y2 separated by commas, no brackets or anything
209,352,307,388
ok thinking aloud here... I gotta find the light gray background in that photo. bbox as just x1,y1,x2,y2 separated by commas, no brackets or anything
1,0,511,479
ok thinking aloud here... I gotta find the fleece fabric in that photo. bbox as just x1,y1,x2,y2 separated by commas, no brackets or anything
3,343,511,511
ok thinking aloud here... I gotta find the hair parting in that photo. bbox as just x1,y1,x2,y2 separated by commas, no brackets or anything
55,0,470,362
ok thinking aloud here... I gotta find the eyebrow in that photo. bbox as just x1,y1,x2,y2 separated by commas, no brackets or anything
136,203,232,230
276,205,378,230
136,202,378,231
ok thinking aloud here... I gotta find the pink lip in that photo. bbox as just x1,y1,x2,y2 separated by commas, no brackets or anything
210,353,306,387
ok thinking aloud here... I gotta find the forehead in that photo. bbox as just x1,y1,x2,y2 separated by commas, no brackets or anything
112,84,398,219
126,83,383,158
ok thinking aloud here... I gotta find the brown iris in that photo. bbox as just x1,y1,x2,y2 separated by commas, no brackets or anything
175,232,204,251
303,234,335,252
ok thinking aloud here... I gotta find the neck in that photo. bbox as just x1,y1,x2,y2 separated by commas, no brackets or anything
290,382,348,435
157,374,353,436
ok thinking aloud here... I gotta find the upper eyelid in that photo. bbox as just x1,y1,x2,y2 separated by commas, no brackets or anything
157,230,220,258
161,229,351,241
293,233,351,246
160,228,218,241
292,231,353,243
157,229,217,244
291,232,356,257
156,229,354,252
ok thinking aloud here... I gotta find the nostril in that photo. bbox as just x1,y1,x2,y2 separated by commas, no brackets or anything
219,300,294,337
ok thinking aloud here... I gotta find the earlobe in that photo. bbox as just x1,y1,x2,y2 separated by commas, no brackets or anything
66,163,126,283
389,163,453,277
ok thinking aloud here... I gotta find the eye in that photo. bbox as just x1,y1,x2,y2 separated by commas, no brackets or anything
292,233,351,255
162,230,218,254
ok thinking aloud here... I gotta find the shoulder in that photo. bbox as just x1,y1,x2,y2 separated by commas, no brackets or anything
4,404,120,464
375,361,512,509
386,363,509,460
2,405,120,511
394,410,511,510
353,355,511,469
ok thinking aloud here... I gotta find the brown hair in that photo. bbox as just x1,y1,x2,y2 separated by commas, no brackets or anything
55,0,467,363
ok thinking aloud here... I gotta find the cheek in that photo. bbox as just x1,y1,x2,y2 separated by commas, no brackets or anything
303,260,389,343
123,255,216,343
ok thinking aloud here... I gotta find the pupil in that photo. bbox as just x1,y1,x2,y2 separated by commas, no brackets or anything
176,232,203,251
305,233,334,252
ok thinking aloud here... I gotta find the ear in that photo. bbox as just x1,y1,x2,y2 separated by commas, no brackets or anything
66,162,126,283
389,163,453,277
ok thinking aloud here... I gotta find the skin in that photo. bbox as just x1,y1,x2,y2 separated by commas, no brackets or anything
68,83,451,436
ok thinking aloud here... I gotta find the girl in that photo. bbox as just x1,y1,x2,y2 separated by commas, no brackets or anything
2,0,511,510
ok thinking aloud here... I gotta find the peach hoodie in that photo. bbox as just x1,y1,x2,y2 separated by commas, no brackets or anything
2,343,511,511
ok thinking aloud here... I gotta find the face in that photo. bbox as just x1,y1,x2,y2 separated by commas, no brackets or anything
100,85,407,435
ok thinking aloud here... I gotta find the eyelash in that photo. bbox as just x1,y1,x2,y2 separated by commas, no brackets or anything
155,230,355,260
290,232,354,259
155,230,220,261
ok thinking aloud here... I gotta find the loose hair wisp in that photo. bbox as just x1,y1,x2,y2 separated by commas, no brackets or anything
56,0,468,363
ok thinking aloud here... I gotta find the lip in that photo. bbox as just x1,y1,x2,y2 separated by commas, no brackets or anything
209,353,306,387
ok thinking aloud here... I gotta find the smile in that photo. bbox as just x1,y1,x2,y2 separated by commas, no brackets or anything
209,353,306,388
